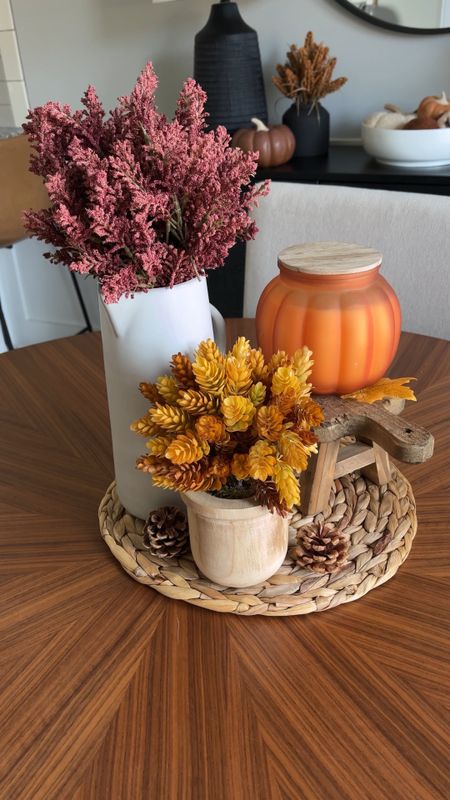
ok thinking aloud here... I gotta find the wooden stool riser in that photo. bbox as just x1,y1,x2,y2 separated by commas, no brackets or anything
302,441,392,516
301,394,434,516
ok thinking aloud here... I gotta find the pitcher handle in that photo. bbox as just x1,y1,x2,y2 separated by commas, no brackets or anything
209,303,227,352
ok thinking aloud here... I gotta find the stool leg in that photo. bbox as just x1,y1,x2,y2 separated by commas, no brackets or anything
362,442,391,485
302,441,340,516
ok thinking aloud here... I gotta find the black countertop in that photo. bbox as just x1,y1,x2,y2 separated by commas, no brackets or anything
257,145,450,188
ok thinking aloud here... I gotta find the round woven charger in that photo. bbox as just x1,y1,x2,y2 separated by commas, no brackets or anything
99,466,416,616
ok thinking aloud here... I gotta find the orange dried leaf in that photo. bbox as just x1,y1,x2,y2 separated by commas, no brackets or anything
342,377,417,404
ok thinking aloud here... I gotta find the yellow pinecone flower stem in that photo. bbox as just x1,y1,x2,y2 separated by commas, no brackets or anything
192,357,226,396
222,395,256,432
231,453,250,480
146,435,172,456
165,431,204,464
256,405,284,441
249,381,266,407
278,430,309,471
292,346,314,384
273,461,300,509
271,388,297,416
295,398,325,429
130,412,161,437
133,335,320,514
139,382,162,403
177,389,217,415
196,339,224,363
249,348,270,384
225,356,253,395
248,440,277,481
267,351,291,372
170,353,195,389
195,415,226,443
231,336,251,361
149,403,189,432
271,366,300,397
156,375,180,403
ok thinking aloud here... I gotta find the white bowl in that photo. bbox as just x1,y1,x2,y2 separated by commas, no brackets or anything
361,123,450,168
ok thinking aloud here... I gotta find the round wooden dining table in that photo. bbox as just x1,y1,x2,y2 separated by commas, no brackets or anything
1,321,449,800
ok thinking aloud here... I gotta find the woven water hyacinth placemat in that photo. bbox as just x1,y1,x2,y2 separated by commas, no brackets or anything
99,466,416,616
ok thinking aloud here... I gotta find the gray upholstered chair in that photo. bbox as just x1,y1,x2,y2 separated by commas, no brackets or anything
244,182,450,340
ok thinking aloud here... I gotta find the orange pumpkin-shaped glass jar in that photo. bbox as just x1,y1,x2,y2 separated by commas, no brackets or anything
256,242,401,395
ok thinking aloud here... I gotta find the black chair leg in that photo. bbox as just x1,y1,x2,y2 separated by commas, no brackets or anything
0,297,13,350
69,272,93,334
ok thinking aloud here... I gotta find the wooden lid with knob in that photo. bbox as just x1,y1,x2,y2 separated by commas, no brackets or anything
278,242,383,275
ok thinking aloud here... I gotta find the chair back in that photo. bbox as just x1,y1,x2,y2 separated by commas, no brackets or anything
244,181,450,340
0,134,48,246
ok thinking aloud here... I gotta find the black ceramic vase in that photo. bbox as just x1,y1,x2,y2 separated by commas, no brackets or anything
194,0,267,133
282,102,330,157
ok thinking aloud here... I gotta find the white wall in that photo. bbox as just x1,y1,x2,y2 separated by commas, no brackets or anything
0,0,28,126
10,0,450,140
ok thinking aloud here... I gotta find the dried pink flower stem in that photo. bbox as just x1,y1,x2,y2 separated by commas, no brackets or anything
24,63,269,302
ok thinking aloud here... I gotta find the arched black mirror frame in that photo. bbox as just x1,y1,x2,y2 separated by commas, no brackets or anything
334,0,450,35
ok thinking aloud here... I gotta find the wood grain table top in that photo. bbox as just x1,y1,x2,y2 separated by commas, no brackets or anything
1,321,449,800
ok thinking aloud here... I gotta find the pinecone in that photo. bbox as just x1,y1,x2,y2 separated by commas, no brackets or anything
143,506,189,559
294,522,350,574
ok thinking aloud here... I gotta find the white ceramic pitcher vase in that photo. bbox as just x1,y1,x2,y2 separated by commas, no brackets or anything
99,276,226,519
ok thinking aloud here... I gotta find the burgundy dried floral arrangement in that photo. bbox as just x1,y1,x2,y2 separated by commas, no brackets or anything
23,63,268,302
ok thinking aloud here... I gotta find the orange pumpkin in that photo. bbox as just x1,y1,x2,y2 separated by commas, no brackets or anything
255,242,402,395
404,117,439,130
232,118,295,168
417,92,450,120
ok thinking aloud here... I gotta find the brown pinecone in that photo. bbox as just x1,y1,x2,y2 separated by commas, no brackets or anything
143,506,189,559
294,522,350,574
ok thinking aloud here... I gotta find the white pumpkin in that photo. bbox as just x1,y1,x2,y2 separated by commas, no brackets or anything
363,110,415,130
437,110,450,128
